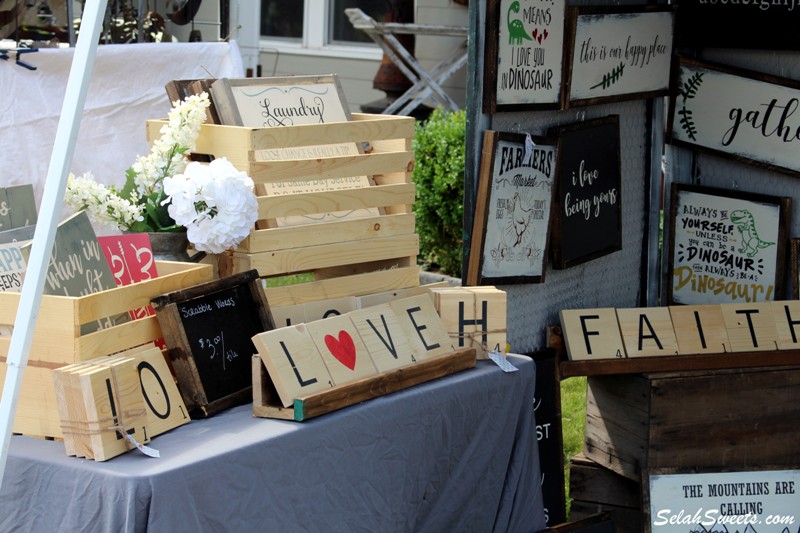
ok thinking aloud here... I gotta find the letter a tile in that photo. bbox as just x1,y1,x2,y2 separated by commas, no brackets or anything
252,325,334,407
617,307,679,357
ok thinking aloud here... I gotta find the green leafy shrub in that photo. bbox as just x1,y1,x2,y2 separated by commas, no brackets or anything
412,108,465,277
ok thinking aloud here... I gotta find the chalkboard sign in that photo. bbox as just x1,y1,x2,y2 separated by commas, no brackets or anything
676,1,800,50
151,270,275,418
548,115,622,269
528,349,566,527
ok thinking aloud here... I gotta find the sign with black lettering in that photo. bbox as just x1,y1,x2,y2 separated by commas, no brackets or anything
676,0,800,50
566,6,675,107
548,116,622,269
151,270,275,418
483,0,567,112
668,183,790,305
645,468,800,533
668,57,800,177
528,350,566,527
467,131,557,285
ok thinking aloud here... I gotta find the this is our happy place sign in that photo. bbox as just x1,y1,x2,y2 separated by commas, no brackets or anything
669,57,800,177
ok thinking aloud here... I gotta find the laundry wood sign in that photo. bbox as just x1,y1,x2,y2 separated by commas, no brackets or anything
560,299,800,361
669,57,800,177
484,0,568,111
667,184,790,306
566,6,675,106
252,294,457,408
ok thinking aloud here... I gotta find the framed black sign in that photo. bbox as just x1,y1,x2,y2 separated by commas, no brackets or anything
548,115,622,269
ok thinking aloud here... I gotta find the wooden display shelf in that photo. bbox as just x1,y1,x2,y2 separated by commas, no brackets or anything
252,348,477,421
147,113,420,307
0,261,214,439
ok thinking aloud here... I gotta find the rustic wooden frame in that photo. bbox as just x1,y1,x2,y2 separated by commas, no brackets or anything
667,183,791,306
466,130,558,285
667,56,800,178
482,0,568,113
643,467,800,533
549,115,622,269
564,5,675,108
151,269,275,418
792,238,800,300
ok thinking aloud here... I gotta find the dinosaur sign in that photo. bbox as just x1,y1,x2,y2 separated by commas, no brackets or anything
467,130,557,285
668,183,791,305
483,0,567,111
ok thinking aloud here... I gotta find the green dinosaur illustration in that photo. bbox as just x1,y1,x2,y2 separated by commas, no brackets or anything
507,1,532,45
730,209,774,257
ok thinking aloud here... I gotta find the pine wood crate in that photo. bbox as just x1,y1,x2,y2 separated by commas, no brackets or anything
146,113,420,307
584,366,800,482
0,261,213,439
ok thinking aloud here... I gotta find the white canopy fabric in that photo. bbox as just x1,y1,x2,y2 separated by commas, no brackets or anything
0,41,244,209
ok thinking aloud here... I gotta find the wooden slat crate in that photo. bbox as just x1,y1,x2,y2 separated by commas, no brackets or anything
568,454,642,533
146,113,421,307
0,261,213,439
584,366,800,482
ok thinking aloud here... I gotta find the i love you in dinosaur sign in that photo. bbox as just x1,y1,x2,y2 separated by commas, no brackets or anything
668,183,791,305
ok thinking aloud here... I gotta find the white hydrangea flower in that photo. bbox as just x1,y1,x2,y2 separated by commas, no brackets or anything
162,157,258,254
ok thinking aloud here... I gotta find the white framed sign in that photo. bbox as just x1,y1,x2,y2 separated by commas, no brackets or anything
647,468,800,533
669,57,800,177
567,6,675,106
667,183,791,305
483,0,568,111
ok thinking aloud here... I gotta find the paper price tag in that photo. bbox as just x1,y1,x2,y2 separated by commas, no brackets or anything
489,351,519,373
125,433,161,458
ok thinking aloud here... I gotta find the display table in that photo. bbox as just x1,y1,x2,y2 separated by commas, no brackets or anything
0,355,544,533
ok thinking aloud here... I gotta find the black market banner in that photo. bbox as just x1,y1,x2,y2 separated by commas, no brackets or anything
467,131,558,285
668,183,790,305
566,6,675,107
646,469,800,533
668,57,800,177
676,0,800,50
483,0,567,112
548,116,622,269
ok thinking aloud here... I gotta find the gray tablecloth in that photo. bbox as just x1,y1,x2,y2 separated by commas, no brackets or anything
0,355,544,533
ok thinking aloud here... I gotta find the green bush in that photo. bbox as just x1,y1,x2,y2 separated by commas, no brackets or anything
412,108,466,277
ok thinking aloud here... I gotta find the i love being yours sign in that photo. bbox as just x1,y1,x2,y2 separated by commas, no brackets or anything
669,57,800,177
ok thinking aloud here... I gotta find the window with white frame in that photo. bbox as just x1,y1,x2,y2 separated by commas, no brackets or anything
260,0,391,59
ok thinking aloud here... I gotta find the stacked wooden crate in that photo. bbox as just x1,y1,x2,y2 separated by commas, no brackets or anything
569,366,800,530
0,261,213,439
146,113,419,310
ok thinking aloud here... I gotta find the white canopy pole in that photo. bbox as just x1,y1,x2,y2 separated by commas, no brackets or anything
0,0,109,487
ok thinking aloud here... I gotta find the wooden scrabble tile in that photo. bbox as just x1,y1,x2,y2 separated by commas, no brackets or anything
271,303,306,329
721,302,779,352
771,300,800,350
131,346,190,438
357,283,445,308
669,305,730,354
302,296,359,322
252,325,334,407
390,294,455,360
305,315,378,385
430,287,507,359
52,361,95,457
616,307,679,358
349,304,416,372
560,308,625,360
80,357,148,462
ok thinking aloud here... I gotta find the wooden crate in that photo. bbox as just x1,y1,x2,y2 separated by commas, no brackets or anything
568,454,642,533
0,261,213,439
146,113,420,307
584,366,800,482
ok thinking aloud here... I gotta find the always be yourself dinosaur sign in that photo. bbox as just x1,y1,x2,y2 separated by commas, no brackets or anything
667,183,791,305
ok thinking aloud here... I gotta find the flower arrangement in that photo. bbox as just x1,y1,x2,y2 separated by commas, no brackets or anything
65,92,258,254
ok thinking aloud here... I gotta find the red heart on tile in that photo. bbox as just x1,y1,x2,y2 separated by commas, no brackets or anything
532,28,538,40
324,330,357,370
537,34,543,44
543,29,548,40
